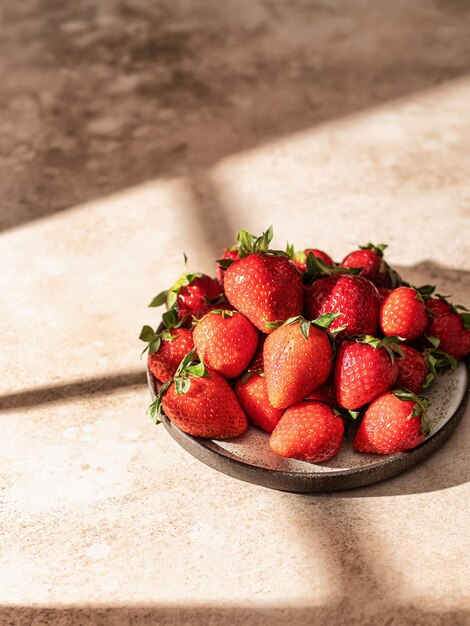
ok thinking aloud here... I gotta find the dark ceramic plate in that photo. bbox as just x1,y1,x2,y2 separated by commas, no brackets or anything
147,361,469,493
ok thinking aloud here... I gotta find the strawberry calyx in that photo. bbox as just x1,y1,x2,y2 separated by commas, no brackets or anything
359,242,387,256
422,348,457,389
399,283,436,303
139,309,183,357
147,349,211,423
235,226,290,259
285,242,295,259
391,389,431,434
192,308,235,326
266,312,344,340
356,335,404,364
305,253,362,280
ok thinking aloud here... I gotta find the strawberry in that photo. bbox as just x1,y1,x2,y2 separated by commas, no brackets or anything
193,309,259,378
335,336,402,410
304,274,380,337
223,227,303,333
394,345,428,394
216,247,240,287
150,350,248,438
263,314,338,409
291,248,334,273
270,400,344,462
307,378,338,407
140,310,194,383
149,257,222,323
235,372,283,433
379,286,428,341
426,298,470,360
341,243,401,288
353,390,429,454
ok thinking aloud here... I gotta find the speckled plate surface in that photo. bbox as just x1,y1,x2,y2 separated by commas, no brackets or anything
147,361,469,493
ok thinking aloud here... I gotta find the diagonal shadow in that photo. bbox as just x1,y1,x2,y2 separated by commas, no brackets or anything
0,371,146,411
1,0,470,232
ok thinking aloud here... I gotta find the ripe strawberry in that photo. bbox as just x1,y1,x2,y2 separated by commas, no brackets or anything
307,378,338,407
263,315,337,409
353,390,429,454
150,350,248,438
235,372,283,433
193,309,259,378
140,310,194,383
394,345,428,394
335,336,401,410
379,286,428,340
270,401,344,462
341,243,395,287
304,274,380,337
149,258,222,323
216,247,240,287
224,228,303,333
426,298,470,360
292,248,334,273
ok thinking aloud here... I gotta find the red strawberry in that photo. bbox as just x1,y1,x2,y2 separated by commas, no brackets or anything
147,328,194,383
426,298,449,317
341,243,393,287
395,345,428,394
353,390,429,454
335,337,401,410
216,248,240,287
224,228,303,333
307,378,338,407
263,315,336,409
152,350,248,438
426,298,470,360
149,260,222,323
292,248,334,273
193,309,259,378
140,310,195,383
235,372,283,433
304,274,380,337
379,286,428,340
270,401,344,462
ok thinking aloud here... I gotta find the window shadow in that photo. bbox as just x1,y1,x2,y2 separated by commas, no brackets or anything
2,0,470,232
0,371,146,411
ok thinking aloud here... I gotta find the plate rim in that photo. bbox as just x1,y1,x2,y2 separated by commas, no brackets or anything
147,359,470,492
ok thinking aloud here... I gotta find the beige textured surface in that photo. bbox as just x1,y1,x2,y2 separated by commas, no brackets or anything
1,1,470,625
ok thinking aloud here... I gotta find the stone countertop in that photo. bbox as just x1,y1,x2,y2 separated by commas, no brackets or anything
1,1,470,625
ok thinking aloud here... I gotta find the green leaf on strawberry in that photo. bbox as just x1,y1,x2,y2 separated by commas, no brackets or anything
357,335,404,364
281,313,343,341
391,389,430,434
305,252,362,281
147,398,162,425
139,309,183,356
359,242,388,255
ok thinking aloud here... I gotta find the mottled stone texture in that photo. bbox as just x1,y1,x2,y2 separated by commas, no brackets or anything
0,0,470,624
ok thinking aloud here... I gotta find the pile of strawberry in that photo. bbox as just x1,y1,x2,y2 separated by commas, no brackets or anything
140,227,470,462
